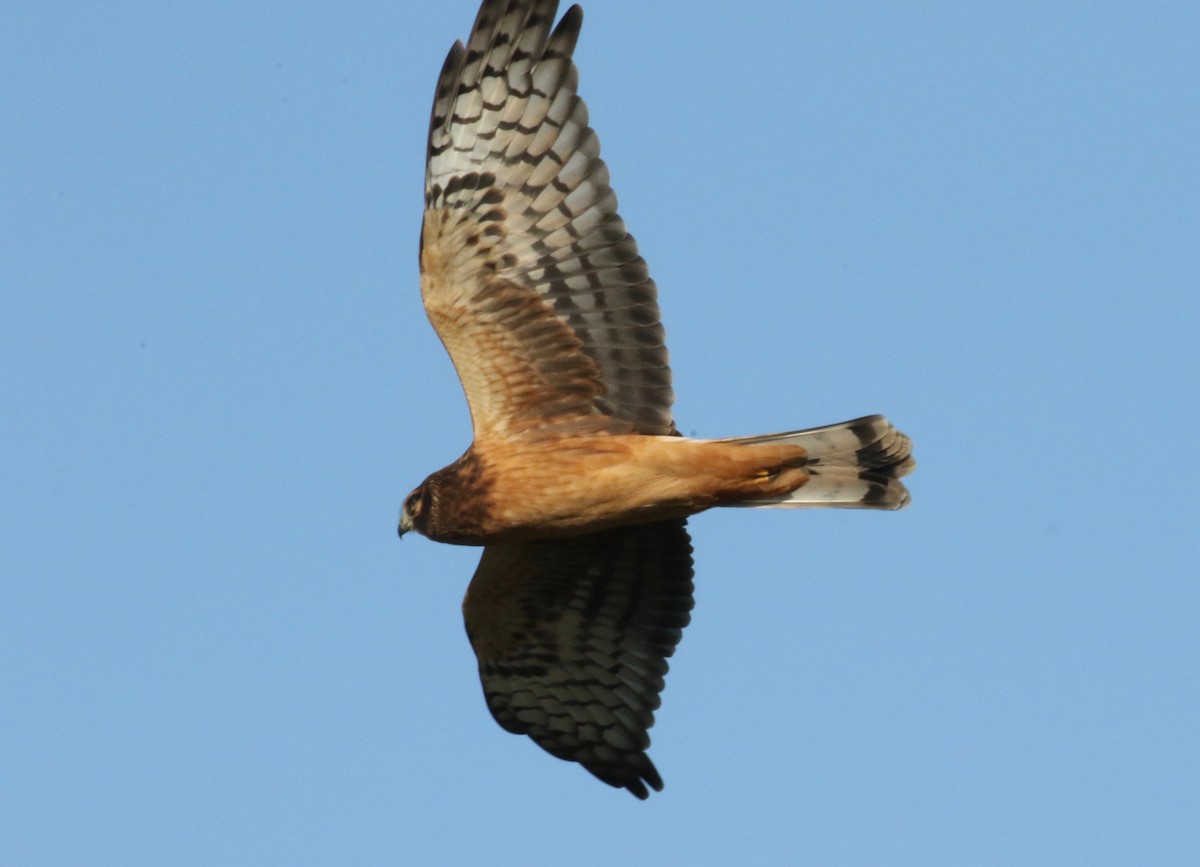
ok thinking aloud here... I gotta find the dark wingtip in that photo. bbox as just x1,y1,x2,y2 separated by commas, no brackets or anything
619,753,663,800
548,3,584,57
622,761,662,800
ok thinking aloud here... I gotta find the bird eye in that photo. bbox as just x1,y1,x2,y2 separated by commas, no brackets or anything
405,490,422,515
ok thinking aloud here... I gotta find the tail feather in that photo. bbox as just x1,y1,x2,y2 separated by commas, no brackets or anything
718,415,914,510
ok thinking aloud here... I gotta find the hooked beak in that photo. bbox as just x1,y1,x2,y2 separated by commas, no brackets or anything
397,511,413,539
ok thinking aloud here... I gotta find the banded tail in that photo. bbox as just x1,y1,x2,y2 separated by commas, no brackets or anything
719,415,914,510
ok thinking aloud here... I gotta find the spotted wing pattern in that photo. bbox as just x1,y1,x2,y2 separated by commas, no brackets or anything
422,0,674,438
462,520,694,798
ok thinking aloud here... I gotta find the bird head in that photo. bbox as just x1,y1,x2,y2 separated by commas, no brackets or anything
398,482,431,539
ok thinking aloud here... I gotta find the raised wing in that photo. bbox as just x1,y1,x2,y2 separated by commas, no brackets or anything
421,0,675,439
462,519,694,798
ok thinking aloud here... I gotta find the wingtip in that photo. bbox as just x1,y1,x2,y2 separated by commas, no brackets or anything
548,3,584,56
619,757,663,800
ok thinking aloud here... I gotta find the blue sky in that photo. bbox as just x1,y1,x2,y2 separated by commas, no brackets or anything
3,1,1198,864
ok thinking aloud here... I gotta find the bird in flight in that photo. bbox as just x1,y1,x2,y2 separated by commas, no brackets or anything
400,0,915,799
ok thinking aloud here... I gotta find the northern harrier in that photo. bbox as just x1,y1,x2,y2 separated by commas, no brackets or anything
400,0,915,799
